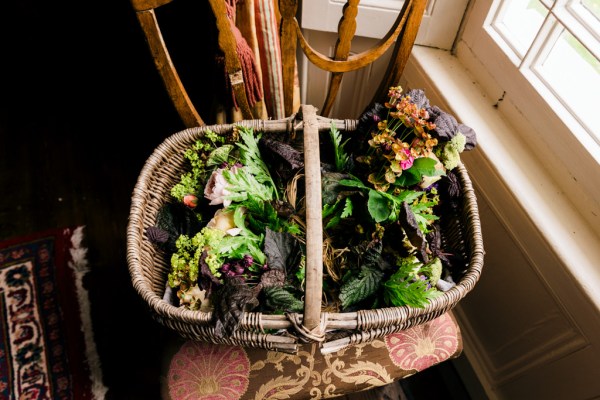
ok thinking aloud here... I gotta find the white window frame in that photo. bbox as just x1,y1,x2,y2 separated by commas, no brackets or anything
301,0,469,50
455,0,600,238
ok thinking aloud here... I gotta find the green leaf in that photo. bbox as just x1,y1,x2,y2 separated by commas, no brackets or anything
339,265,384,309
394,157,439,187
247,241,266,265
235,126,278,198
394,168,420,187
217,234,266,266
341,197,353,218
411,157,439,175
340,176,426,224
382,259,435,308
233,205,247,230
218,235,250,255
330,122,350,172
383,277,432,308
223,166,274,203
263,286,304,313
339,177,369,190
322,201,340,219
242,197,297,234
325,215,341,230
367,190,392,223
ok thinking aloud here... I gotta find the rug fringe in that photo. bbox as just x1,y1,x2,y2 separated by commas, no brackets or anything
68,225,109,400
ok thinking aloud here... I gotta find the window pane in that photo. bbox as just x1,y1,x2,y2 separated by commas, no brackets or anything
536,27,600,139
497,0,548,57
582,0,600,21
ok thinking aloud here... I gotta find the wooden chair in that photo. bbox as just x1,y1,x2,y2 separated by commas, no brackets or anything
130,0,427,127
128,4,469,399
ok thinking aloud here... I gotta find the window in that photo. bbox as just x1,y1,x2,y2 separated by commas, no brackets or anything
301,0,468,50
485,0,600,144
456,0,600,233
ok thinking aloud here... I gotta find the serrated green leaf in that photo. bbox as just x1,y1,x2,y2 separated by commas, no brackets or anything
325,215,341,230
322,201,340,219
235,126,278,198
233,205,247,229
264,286,304,312
382,260,435,308
339,265,384,309
330,122,350,172
341,197,353,218
223,166,273,203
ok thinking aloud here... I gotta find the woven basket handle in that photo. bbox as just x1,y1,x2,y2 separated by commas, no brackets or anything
301,105,324,331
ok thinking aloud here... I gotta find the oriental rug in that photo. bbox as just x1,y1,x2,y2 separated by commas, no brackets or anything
0,226,106,400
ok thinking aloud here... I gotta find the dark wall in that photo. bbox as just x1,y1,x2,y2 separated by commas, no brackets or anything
1,2,186,398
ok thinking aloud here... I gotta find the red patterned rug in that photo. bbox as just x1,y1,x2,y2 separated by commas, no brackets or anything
0,227,106,399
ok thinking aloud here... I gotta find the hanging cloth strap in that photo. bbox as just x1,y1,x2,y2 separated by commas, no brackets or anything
209,0,263,119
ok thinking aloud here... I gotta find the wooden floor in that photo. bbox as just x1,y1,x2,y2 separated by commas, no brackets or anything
0,2,477,399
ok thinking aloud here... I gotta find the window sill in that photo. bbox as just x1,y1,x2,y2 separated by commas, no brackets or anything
402,45,600,311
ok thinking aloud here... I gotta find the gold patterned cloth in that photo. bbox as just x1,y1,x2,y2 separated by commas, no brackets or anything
161,312,462,399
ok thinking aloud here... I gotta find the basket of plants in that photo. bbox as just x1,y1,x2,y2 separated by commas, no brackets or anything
127,86,484,354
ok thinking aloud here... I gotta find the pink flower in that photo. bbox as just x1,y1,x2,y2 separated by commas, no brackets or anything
399,149,414,170
204,168,232,207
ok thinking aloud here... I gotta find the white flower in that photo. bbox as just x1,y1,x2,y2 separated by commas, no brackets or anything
204,167,232,207
206,209,242,236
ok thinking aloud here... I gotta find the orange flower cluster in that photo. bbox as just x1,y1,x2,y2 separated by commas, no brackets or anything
363,86,440,192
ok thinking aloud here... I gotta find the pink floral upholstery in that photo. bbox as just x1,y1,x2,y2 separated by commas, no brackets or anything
168,342,250,399
385,312,460,372
162,311,462,400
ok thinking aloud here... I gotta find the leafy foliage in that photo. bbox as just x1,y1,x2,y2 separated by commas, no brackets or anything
329,121,351,172
223,166,274,204
338,241,386,309
170,130,228,201
382,256,438,308
147,85,478,336
236,126,278,197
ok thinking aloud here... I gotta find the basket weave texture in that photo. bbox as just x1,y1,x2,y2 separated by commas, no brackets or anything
127,105,484,354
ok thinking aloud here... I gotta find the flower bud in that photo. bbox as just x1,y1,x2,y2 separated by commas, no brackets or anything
183,194,198,209
235,265,245,275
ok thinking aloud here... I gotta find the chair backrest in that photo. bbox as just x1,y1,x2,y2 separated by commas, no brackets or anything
130,0,427,127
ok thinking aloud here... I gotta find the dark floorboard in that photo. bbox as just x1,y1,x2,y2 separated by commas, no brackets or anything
0,2,480,399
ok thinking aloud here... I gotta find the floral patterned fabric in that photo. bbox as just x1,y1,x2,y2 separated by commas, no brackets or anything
161,312,461,400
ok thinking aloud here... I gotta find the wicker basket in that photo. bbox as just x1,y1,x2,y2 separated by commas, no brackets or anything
127,105,484,354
